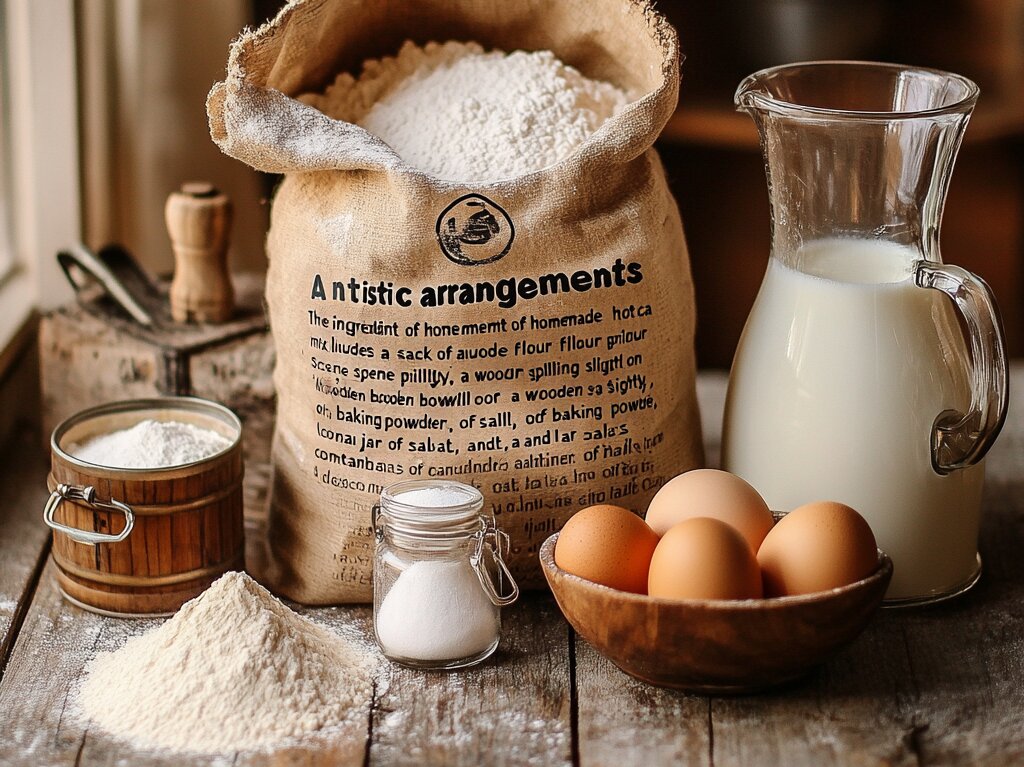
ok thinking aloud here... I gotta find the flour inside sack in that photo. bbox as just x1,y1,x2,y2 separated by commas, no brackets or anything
300,40,630,183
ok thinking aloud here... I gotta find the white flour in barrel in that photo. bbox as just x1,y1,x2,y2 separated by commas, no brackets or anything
71,419,230,469
300,40,629,182
77,572,373,754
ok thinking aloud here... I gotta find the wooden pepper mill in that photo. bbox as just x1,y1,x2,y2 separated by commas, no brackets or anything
166,182,234,323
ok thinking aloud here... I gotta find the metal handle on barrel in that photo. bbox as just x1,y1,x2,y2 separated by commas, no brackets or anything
43,483,136,544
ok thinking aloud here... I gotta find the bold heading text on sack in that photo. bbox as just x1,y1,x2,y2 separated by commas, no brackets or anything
309,258,643,311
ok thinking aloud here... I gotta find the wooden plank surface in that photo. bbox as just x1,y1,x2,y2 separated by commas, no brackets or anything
891,375,1024,767
1,369,1024,765
705,621,921,767
574,369,916,767
572,365,1024,767
0,428,52,672
574,638,711,766
0,561,375,766
0,564,567,767
367,598,573,767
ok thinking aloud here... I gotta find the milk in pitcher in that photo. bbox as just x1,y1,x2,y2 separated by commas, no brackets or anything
723,239,984,600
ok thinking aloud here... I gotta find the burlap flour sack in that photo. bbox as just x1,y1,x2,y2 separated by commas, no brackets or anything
209,0,703,604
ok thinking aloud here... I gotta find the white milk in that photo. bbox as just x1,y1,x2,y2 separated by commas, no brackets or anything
723,239,984,600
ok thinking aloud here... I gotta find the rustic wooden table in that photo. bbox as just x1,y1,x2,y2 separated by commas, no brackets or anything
1,370,1022,766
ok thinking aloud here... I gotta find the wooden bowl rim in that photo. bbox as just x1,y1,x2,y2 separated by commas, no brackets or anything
539,531,893,610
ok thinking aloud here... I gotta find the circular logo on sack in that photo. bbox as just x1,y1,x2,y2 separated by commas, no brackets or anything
435,194,515,266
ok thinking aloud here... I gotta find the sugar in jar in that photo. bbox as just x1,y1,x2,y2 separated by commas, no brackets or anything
372,480,518,669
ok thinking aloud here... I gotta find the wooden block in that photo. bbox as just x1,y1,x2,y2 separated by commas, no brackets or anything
39,308,164,439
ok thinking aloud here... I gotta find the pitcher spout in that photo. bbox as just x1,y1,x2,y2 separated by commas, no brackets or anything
734,71,774,115
734,60,978,121
732,61,979,264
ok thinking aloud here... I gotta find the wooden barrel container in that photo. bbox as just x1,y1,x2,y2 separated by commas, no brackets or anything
46,397,244,616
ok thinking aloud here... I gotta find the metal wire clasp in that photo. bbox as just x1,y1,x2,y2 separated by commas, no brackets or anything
43,483,135,545
371,503,383,542
470,519,519,607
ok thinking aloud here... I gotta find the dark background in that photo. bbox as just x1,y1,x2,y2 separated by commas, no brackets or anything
254,0,1024,368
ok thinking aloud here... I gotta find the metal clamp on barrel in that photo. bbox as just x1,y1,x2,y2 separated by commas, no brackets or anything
43,483,136,545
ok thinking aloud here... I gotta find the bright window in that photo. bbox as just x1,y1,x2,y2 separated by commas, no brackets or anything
0,0,79,350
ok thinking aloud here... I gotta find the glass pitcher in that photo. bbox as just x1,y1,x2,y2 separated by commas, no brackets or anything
722,62,1008,605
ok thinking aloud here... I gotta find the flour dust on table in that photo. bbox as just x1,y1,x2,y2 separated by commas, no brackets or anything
76,572,373,754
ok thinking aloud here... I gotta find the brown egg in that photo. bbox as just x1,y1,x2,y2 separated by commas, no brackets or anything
757,501,879,597
645,469,774,553
647,517,763,600
554,504,659,594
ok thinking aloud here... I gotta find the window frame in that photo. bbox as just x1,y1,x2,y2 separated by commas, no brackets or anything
0,1,14,281
0,0,79,354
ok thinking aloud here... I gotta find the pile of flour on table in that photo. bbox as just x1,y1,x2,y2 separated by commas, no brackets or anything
77,571,373,754
300,40,629,182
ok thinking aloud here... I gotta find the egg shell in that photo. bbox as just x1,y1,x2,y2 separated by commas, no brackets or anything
757,501,878,597
554,504,659,594
647,517,763,600
645,469,774,553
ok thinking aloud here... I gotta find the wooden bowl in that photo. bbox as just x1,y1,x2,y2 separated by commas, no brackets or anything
539,533,892,693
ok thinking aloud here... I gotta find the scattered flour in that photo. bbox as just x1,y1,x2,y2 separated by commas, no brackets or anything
70,419,230,469
376,560,497,662
77,572,372,754
300,40,629,183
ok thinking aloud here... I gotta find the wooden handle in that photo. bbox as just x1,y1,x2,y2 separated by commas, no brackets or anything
167,182,234,323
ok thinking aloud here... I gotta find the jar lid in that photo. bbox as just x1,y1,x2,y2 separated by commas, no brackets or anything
378,480,484,541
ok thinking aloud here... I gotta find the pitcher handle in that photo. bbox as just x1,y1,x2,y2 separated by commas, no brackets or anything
914,262,1009,474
